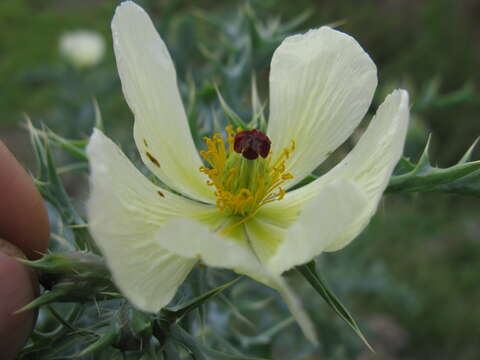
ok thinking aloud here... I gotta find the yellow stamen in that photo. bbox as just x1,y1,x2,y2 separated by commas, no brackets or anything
199,127,295,234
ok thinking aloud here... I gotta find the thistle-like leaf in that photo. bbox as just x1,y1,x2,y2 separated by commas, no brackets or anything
170,325,269,360
15,289,70,313
163,277,241,322
248,74,266,132
27,121,92,250
215,85,249,129
20,252,109,280
387,138,480,195
290,137,480,197
296,261,373,352
75,329,118,357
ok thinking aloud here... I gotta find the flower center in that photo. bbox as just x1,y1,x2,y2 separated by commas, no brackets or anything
199,126,295,233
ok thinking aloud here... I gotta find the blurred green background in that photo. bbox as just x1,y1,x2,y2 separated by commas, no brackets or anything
1,0,479,359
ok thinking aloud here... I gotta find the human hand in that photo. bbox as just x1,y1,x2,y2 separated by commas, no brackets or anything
0,141,49,359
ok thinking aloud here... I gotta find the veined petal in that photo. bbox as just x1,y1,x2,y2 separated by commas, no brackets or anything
267,27,377,189
322,89,409,251
261,89,410,255
111,1,214,203
87,129,212,312
153,217,268,282
155,217,317,343
260,180,369,275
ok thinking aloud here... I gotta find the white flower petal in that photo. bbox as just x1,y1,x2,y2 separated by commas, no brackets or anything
153,217,267,281
87,129,211,312
111,1,214,202
262,89,410,254
155,217,317,343
260,180,369,275
322,89,409,251
267,26,377,189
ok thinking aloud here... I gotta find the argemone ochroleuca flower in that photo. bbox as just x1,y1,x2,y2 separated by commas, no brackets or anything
59,30,105,68
87,1,409,342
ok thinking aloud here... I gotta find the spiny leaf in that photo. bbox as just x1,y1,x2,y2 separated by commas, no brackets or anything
15,289,70,313
20,252,109,279
297,261,374,352
170,325,208,360
237,317,294,348
170,325,269,360
93,97,103,131
45,128,87,162
164,277,241,322
458,137,479,164
27,122,92,250
215,85,249,129
291,138,480,197
249,73,266,131
387,138,480,195
435,168,480,197
25,120,87,162
76,330,118,357
201,347,270,360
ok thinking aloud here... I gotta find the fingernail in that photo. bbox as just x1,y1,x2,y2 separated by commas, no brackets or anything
0,238,27,259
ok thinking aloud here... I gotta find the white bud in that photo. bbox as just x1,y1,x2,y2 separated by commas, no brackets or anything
59,30,105,69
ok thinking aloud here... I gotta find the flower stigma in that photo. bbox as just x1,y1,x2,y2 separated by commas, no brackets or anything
200,126,295,234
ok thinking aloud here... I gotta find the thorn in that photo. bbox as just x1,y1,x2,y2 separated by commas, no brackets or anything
92,97,103,131
14,289,69,313
417,134,432,169
458,137,479,164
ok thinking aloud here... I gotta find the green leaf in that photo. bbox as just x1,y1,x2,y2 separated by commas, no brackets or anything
215,85,249,129
290,138,480,198
288,174,318,191
171,325,268,360
201,347,269,360
15,289,70,313
297,261,374,352
170,325,208,360
164,277,241,322
27,121,92,250
93,97,104,131
75,329,118,357
236,317,294,347
387,138,480,196
20,252,109,280
248,74,266,132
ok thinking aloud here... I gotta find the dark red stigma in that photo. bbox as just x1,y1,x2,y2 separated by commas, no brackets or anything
233,129,271,160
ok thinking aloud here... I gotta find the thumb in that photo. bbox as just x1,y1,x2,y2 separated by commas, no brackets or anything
0,239,38,360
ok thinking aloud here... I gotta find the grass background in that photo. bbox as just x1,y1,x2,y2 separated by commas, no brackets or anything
1,0,479,359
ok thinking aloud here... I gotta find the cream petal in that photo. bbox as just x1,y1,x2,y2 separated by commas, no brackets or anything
261,89,410,254
263,180,368,275
87,129,212,312
153,217,267,281
112,1,214,202
154,217,317,343
267,26,377,189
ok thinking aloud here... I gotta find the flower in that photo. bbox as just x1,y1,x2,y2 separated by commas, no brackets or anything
59,30,105,68
87,1,409,342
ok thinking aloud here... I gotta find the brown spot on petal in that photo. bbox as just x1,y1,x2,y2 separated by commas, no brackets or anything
157,190,165,198
143,139,149,147
146,152,160,167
